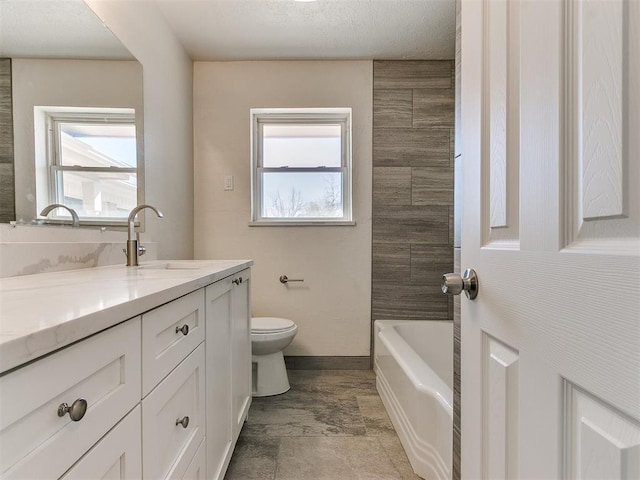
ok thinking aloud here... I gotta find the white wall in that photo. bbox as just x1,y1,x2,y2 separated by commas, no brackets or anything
193,61,373,356
86,0,194,260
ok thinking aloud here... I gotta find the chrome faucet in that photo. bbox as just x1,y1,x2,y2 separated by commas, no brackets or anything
40,204,80,227
126,204,164,266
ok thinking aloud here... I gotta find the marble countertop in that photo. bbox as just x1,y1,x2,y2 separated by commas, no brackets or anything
0,259,253,374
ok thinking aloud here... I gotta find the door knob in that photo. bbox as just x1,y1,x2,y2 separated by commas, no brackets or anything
441,268,479,300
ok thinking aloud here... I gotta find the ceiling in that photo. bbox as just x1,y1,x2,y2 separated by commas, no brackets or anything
0,0,133,59
154,0,455,61
0,0,454,61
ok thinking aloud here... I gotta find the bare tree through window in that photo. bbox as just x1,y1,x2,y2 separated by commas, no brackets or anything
269,187,305,217
267,176,342,218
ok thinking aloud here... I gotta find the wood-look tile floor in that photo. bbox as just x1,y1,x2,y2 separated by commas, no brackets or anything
224,370,421,480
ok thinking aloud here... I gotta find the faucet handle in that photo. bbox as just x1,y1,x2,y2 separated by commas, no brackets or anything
135,232,146,257
122,246,145,257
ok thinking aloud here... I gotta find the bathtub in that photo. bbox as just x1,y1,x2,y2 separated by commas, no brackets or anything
374,320,453,480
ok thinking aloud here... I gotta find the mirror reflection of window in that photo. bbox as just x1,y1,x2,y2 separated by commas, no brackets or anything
36,107,138,224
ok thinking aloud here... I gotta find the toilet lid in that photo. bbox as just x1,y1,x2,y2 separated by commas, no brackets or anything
251,317,295,333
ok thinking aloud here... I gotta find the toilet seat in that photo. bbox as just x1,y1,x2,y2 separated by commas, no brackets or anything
251,317,296,334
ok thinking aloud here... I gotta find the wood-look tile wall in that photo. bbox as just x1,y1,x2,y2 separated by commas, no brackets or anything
372,60,454,323
0,59,15,223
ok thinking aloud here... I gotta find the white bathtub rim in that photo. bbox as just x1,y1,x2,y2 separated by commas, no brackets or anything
377,324,453,413
376,363,451,480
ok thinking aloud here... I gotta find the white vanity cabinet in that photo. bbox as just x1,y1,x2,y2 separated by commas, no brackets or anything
0,262,252,480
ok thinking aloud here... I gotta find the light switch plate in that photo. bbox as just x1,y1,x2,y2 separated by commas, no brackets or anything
224,175,234,191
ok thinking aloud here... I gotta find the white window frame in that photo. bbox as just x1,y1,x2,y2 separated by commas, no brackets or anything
34,106,142,227
250,108,354,226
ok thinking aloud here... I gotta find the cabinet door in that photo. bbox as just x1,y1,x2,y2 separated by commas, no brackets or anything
60,406,142,480
231,269,251,440
142,344,205,480
205,278,233,480
0,318,141,480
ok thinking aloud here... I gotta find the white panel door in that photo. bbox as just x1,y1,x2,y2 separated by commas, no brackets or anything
461,0,640,478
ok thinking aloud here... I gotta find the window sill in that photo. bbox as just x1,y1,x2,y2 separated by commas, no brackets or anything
248,220,356,227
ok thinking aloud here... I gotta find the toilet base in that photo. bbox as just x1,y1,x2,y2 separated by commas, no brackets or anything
252,351,290,397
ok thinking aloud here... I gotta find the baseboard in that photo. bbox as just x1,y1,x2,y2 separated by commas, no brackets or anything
284,356,371,370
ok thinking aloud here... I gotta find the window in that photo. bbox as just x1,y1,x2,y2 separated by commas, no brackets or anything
250,108,353,225
36,107,139,224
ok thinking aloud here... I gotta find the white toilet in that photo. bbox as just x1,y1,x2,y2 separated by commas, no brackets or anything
251,317,298,397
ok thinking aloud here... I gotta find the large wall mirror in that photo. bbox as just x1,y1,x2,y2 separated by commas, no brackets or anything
0,0,143,226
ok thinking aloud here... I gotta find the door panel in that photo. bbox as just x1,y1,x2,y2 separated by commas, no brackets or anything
482,334,519,480
461,0,640,478
482,0,520,246
564,382,640,479
565,0,640,253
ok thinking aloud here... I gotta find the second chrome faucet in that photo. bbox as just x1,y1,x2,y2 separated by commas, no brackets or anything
126,204,164,266
40,204,80,227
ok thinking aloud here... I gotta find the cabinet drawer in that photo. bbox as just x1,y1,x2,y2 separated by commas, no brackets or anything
60,406,142,480
174,438,205,480
142,289,205,396
0,318,141,480
142,343,205,480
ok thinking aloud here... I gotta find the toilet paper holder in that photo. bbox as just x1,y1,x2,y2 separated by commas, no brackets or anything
279,275,304,284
